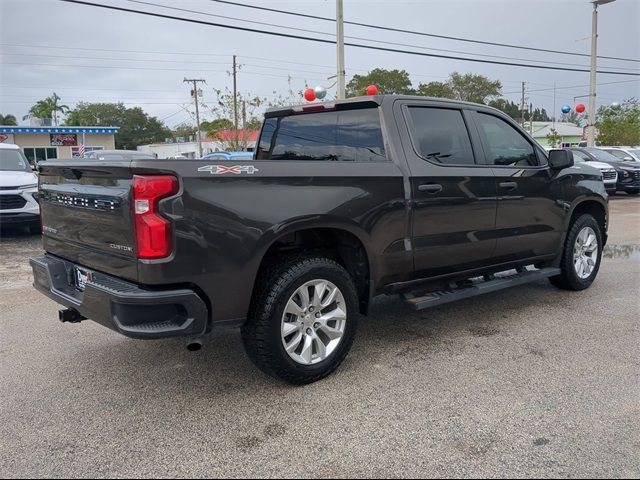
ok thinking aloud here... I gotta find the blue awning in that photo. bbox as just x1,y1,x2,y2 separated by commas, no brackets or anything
0,126,119,135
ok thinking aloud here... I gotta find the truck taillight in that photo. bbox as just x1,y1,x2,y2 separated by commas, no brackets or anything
132,175,178,259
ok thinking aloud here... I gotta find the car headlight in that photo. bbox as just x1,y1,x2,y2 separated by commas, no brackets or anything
620,170,631,178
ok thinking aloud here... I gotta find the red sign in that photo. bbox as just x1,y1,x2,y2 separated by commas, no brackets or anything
0,134,8,143
50,134,77,146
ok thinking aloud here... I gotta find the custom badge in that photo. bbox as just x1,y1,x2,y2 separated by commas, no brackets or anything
198,165,260,175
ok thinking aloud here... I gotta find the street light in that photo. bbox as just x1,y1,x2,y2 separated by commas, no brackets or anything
587,0,616,147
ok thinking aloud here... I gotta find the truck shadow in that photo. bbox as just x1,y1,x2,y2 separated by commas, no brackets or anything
79,278,567,398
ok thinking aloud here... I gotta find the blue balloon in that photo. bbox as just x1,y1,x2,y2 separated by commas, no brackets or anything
561,104,572,114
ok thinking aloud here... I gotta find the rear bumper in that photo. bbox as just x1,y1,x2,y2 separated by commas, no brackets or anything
30,254,208,340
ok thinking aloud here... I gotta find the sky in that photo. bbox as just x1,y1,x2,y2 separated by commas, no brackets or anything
1,0,639,128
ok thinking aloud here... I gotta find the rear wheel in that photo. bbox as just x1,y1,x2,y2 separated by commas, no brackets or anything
242,255,358,384
550,214,603,291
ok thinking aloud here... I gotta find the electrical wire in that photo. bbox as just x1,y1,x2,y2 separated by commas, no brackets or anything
203,0,640,63
56,0,640,77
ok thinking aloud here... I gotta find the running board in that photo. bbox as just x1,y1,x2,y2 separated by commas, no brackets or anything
402,267,561,311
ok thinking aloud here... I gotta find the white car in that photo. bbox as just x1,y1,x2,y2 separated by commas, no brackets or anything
0,143,40,233
598,146,640,162
568,149,618,194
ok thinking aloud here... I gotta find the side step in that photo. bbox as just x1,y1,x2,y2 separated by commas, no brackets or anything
402,267,561,311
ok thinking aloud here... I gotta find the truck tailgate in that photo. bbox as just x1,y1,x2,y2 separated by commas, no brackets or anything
38,161,138,282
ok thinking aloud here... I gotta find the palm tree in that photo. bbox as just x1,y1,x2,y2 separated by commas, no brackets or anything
29,93,69,125
0,114,18,125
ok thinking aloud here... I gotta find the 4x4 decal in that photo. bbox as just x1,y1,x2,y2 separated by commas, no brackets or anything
198,165,260,175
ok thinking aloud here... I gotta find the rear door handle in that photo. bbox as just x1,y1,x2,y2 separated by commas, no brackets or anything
499,181,518,191
418,183,443,194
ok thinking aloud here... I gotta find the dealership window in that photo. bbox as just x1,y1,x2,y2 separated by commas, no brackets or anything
23,147,58,163
71,146,104,158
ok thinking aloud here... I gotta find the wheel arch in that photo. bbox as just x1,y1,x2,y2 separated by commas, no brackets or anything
250,221,374,315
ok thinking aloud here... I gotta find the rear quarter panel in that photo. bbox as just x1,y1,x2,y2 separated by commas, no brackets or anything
133,160,408,323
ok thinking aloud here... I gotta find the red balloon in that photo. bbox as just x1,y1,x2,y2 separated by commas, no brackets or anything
365,84,379,96
575,103,586,113
304,88,316,102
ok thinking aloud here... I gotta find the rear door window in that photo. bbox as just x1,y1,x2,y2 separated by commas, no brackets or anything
405,107,476,165
256,108,386,162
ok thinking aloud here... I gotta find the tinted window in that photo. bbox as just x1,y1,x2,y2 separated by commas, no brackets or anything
584,148,623,163
571,150,591,162
476,113,539,167
406,107,475,165
256,108,386,162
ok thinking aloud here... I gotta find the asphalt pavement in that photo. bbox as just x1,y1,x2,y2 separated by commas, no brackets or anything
1,196,638,478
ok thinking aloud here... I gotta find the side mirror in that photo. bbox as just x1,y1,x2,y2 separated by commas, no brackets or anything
548,149,574,170
623,156,634,161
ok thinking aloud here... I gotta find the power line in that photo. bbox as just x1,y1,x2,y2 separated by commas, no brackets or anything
204,0,640,64
122,0,639,72
56,0,640,77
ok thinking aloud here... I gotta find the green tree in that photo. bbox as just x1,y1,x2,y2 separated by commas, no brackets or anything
200,118,234,137
29,93,69,125
0,114,18,125
546,128,561,148
65,102,171,149
416,81,455,99
205,88,266,150
596,98,640,146
488,98,521,120
447,72,502,104
346,68,414,97
417,72,501,104
172,122,197,139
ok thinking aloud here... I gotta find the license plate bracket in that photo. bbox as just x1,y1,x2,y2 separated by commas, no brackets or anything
74,267,92,291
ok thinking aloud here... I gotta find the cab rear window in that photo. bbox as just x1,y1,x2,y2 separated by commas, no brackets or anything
256,108,386,162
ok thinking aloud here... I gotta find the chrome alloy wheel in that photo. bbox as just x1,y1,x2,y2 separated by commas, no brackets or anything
573,226,599,280
281,279,347,365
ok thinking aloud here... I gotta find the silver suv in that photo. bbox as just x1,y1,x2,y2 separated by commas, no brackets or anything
0,143,40,233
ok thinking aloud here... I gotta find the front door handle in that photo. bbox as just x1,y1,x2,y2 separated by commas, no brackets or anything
418,183,443,194
499,181,518,191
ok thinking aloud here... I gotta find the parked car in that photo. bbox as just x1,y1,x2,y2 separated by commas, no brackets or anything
84,150,155,161
202,151,254,161
567,149,618,194
569,147,640,195
0,143,40,232
598,146,640,162
31,95,608,384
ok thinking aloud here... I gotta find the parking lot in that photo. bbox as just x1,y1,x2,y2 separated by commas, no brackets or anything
0,196,638,478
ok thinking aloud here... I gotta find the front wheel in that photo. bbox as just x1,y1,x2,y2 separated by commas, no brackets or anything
550,214,603,291
242,256,358,384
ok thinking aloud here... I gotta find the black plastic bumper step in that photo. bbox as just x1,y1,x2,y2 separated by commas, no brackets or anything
402,267,561,311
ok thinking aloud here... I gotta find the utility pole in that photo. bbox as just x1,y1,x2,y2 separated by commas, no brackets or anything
336,0,345,100
529,102,533,135
242,100,247,151
552,82,556,130
520,82,526,127
233,55,239,150
184,78,206,158
588,3,599,147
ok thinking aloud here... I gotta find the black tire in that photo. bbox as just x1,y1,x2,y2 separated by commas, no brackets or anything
28,224,41,235
242,255,359,385
549,214,603,291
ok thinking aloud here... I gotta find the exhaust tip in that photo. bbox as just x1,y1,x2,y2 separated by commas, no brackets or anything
186,339,203,352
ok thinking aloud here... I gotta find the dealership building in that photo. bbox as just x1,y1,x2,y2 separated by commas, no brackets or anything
0,126,118,162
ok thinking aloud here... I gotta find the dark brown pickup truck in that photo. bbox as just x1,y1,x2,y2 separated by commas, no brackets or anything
31,95,608,384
